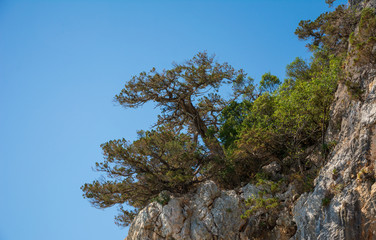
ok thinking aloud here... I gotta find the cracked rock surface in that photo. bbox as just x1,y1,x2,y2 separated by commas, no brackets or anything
126,181,250,240
126,180,296,240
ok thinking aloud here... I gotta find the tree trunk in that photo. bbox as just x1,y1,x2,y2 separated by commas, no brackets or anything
181,100,225,159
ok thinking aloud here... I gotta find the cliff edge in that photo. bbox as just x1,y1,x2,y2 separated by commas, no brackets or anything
126,1,376,239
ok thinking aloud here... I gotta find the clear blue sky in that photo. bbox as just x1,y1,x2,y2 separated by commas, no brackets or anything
0,0,346,239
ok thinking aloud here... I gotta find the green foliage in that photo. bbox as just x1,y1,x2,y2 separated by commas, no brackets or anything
241,176,283,219
270,181,282,195
218,100,252,150
82,52,251,226
216,46,343,187
256,178,284,196
232,73,280,101
254,171,269,183
322,187,336,207
295,4,358,55
290,172,316,193
227,51,341,176
81,125,206,226
241,196,280,219
357,166,375,182
357,167,368,181
345,80,364,100
114,207,138,227
152,191,171,205
348,8,376,65
322,182,345,207
286,57,311,83
232,76,258,100
322,196,332,207
322,140,338,158
115,52,244,160
259,72,281,93
332,183,344,194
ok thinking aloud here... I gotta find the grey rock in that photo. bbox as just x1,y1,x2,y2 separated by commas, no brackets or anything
262,161,282,175
240,184,261,201
126,181,255,240
372,45,376,55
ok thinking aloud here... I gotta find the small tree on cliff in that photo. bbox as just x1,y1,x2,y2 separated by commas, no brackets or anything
115,52,244,159
82,52,245,226
295,3,359,55
82,125,207,226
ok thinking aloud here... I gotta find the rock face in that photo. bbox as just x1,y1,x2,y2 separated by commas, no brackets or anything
291,73,376,239
351,0,376,8
291,1,376,239
126,181,252,240
126,180,296,240
126,1,376,239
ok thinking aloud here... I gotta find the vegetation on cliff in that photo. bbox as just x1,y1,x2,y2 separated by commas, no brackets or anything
82,0,376,227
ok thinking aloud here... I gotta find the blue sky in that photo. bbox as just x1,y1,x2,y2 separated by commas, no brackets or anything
0,0,346,239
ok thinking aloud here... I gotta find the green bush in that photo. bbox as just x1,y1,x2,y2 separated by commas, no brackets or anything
349,8,376,65
241,176,283,220
345,80,364,100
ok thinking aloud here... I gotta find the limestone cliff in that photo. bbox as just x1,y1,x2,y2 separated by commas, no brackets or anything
126,1,376,239
292,0,376,239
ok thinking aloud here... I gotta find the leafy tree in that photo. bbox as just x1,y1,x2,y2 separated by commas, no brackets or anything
349,8,376,65
285,57,311,83
216,73,282,186
114,52,245,160
81,125,207,226
219,100,252,150
233,50,341,174
218,72,280,151
295,4,359,55
259,72,281,93
82,52,248,226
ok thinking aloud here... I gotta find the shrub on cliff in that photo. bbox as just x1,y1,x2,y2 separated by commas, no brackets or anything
81,125,207,226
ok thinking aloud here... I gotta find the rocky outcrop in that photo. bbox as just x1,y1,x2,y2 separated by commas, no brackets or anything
126,180,297,240
351,0,376,8
126,181,249,240
292,56,376,238
291,70,376,239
